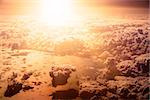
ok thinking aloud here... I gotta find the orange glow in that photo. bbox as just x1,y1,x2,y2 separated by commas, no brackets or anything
38,0,76,26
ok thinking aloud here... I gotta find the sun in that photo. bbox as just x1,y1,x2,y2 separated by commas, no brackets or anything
39,0,76,26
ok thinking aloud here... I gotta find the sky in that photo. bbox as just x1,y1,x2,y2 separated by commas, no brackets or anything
0,0,148,7
0,0,149,15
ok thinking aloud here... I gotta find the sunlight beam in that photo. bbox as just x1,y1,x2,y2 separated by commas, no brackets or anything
39,0,75,26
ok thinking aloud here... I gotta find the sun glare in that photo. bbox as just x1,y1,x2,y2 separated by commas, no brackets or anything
39,0,76,26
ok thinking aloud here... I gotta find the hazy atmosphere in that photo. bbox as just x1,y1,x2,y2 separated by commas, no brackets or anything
0,0,149,15
0,0,149,100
